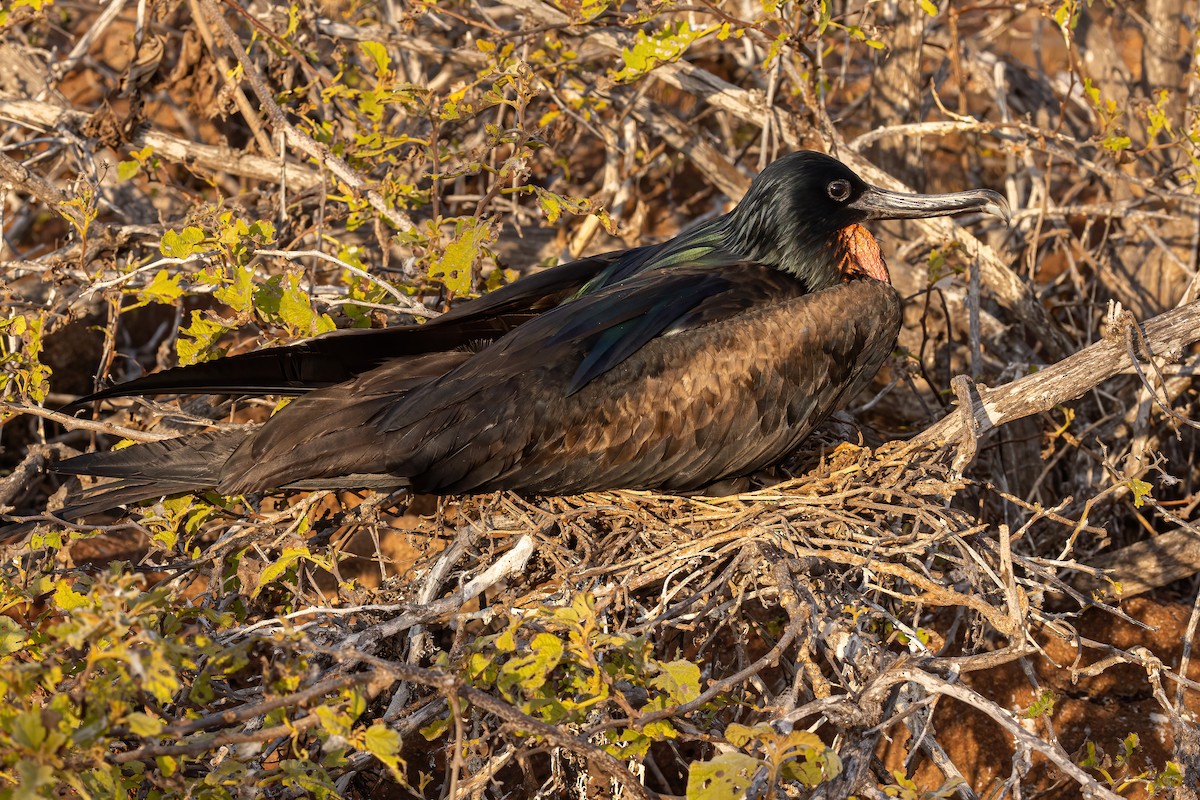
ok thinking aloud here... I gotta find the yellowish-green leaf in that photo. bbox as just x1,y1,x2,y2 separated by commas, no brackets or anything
1079,740,1101,768
1156,761,1184,789
315,704,353,738
724,723,772,748
419,715,450,741
136,269,184,305
359,41,390,79
429,218,494,297
1102,134,1131,152
140,650,182,703
761,30,788,69
254,546,332,595
1022,689,1056,718
612,21,719,83
686,752,760,800
577,0,609,23
497,632,564,695
53,579,88,611
15,759,55,797
213,265,255,312
440,85,470,121
917,0,938,16
495,623,519,652
278,277,318,332
363,723,401,757
651,660,701,704
531,186,617,235
11,710,48,750
605,728,654,759
256,546,305,588
125,712,165,736
0,616,28,656
175,311,228,366
160,226,205,258
1129,478,1152,507
778,734,840,786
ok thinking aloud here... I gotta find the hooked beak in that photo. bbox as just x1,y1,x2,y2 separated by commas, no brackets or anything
850,185,1011,225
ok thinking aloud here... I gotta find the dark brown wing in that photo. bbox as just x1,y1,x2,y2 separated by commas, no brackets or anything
69,250,635,404
214,267,901,495
48,350,472,516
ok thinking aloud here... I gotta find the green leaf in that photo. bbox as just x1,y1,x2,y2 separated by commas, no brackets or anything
140,650,182,704
160,226,205,258
255,547,302,588
315,704,353,738
117,160,141,181
781,738,840,787
1117,732,1138,765
1079,740,1100,768
1022,689,1056,718
253,274,284,316
604,728,654,759
1155,761,1184,789
686,752,760,800
761,30,788,68
277,759,338,796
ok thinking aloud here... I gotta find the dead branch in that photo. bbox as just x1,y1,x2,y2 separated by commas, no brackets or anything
0,98,321,189
913,298,1200,451
1080,524,1200,598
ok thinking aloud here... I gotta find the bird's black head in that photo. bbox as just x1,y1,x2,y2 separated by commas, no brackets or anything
721,151,1009,289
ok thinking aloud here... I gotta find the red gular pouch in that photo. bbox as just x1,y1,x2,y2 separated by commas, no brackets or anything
835,224,889,283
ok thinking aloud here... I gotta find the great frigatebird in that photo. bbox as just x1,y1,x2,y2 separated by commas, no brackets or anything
47,151,1008,518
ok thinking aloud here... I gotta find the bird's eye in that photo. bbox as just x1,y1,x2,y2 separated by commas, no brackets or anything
827,179,852,202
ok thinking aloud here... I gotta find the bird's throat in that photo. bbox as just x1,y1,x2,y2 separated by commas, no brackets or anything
835,224,890,283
